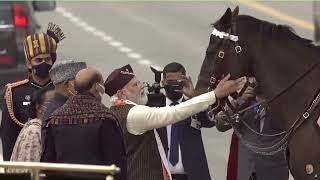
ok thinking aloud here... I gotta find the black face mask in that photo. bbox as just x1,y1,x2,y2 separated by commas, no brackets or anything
164,81,184,102
32,62,52,78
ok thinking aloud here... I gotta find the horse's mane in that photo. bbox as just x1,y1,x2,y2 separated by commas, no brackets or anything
237,15,313,46
212,14,313,46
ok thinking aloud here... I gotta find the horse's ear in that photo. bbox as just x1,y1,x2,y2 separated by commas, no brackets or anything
232,6,239,18
219,8,232,30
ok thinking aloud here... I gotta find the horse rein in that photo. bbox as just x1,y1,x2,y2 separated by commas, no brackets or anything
231,58,320,135
206,27,320,155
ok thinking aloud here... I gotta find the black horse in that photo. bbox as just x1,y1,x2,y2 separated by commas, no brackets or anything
195,7,320,180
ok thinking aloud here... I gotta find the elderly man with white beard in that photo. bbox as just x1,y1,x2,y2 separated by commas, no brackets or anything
104,64,246,180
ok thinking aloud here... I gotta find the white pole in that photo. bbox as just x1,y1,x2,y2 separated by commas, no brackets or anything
0,161,120,180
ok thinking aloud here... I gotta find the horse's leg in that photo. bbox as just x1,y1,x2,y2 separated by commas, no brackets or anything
288,112,320,180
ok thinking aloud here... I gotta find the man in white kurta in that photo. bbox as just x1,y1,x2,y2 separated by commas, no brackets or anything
104,64,245,180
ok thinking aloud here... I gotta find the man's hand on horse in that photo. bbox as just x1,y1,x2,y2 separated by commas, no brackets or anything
182,76,195,98
214,74,246,98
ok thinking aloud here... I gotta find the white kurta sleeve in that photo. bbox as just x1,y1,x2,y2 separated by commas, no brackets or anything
127,91,216,135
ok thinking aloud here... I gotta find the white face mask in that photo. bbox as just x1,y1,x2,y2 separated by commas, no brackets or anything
96,83,105,97
65,81,77,96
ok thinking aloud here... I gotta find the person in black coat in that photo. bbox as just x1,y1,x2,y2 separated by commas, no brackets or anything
156,62,215,180
215,81,289,180
42,60,87,121
41,68,127,180
1,23,64,161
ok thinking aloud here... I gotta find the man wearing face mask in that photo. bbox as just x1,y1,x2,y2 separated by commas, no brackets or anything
41,68,127,180
157,62,214,180
105,64,246,180
42,60,87,121
1,22,65,161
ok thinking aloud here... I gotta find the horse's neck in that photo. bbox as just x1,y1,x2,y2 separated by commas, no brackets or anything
251,39,320,128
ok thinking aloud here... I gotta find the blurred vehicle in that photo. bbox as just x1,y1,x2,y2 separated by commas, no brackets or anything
0,1,56,106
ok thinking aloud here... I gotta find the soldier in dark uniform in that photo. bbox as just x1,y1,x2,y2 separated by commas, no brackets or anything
0,22,65,161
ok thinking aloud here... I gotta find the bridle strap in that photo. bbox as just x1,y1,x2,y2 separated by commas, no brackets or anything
291,89,320,133
208,26,320,139
204,23,320,154
238,81,249,97
233,60,320,117
228,58,320,140
211,28,239,42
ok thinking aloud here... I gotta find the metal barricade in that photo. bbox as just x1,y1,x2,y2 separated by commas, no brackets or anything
0,161,120,180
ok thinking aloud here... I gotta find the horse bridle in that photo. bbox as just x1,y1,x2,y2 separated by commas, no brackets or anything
206,25,320,155
207,25,245,113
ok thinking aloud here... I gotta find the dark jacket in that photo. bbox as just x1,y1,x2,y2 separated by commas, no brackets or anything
157,106,214,180
215,98,288,180
41,94,127,180
1,79,53,160
41,93,68,146
42,93,68,121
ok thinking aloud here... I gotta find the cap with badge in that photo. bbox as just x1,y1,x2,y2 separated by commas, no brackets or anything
104,64,135,96
49,60,87,85
23,22,65,63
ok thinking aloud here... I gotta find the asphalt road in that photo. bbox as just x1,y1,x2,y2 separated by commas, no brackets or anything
0,1,314,179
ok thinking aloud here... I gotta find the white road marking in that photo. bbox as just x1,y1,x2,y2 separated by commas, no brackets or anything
109,41,123,47
55,7,162,69
76,21,88,28
137,59,152,65
128,53,142,59
69,16,80,23
83,26,96,33
119,47,132,53
236,0,313,31
101,36,113,42
92,31,106,38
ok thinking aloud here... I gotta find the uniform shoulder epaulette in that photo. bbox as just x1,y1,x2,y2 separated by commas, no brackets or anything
4,79,29,128
5,79,29,91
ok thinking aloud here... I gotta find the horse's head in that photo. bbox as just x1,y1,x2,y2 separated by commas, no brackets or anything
195,7,252,95
210,7,251,78
199,7,320,129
